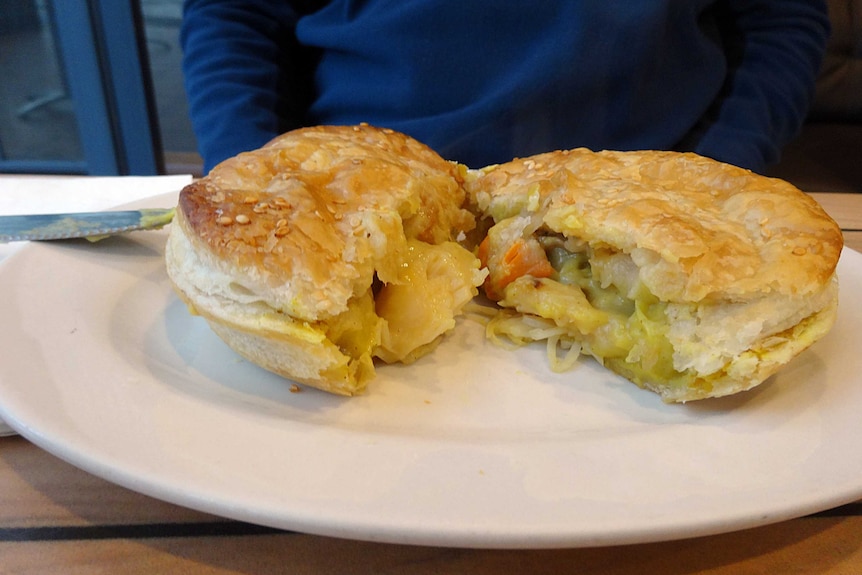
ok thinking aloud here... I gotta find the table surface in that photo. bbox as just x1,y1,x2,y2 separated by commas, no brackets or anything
1,177,860,574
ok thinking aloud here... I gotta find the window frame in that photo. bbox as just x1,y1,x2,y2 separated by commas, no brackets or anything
0,0,163,175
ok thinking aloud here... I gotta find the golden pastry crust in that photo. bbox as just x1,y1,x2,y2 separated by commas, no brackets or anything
469,148,843,303
178,124,475,321
469,148,843,402
166,124,484,395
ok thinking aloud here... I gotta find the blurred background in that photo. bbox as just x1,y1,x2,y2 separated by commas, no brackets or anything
0,0,199,176
0,0,859,191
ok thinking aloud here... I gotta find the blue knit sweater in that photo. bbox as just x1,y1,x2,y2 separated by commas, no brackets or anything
181,1,829,173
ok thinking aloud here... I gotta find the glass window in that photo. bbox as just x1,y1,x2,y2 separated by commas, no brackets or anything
141,0,202,176
0,0,165,175
0,0,86,171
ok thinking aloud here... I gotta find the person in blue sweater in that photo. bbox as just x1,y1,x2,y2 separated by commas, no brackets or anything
180,1,830,175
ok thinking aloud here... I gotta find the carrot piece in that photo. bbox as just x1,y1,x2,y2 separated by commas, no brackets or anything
484,237,554,300
500,238,554,283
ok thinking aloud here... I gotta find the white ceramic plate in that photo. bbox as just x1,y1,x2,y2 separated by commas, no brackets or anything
1,192,861,549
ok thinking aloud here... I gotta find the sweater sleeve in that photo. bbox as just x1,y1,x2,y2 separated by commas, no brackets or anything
181,0,314,172
684,0,830,173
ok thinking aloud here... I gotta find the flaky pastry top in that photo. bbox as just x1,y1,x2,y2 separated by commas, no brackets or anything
177,124,476,320
468,149,843,302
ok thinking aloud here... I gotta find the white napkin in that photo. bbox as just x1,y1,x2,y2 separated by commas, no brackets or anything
0,174,193,437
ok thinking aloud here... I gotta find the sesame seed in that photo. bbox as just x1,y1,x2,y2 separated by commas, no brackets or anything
792,246,807,256
235,214,250,224
217,216,233,225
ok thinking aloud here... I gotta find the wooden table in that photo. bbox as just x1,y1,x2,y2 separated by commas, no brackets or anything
811,192,862,253
1,184,860,574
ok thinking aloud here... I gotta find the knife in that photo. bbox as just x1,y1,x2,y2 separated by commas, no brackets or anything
0,208,175,243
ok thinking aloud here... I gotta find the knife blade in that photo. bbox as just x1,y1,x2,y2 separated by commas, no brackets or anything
0,208,175,243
